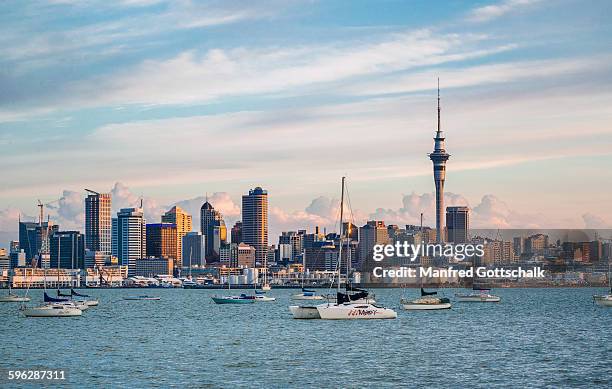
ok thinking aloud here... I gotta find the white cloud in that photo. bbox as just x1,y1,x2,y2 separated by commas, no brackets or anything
467,0,541,23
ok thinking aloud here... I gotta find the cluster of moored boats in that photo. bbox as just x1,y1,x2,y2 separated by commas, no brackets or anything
16,289,99,317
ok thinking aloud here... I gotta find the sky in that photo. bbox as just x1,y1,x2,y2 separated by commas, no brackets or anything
1,0,612,247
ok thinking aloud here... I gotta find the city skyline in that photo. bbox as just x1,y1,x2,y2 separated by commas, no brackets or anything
1,0,612,248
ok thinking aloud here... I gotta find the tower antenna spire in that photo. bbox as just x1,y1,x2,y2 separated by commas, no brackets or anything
437,77,441,134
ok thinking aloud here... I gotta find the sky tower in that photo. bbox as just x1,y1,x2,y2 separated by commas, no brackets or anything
429,79,450,243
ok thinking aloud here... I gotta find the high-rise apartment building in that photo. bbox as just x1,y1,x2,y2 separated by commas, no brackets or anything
279,231,304,262
161,206,192,268
358,221,390,263
113,208,146,275
446,206,470,244
242,187,269,266
200,201,227,261
85,190,112,255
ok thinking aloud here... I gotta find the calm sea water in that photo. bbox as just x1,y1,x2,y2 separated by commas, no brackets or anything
1,288,610,388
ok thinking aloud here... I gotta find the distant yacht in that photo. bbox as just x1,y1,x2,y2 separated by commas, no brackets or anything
456,287,501,302
123,295,161,301
0,278,30,303
22,304,82,317
593,262,611,307
254,290,275,302
401,288,452,310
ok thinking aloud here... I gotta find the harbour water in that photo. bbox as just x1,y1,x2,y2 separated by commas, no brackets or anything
1,288,610,388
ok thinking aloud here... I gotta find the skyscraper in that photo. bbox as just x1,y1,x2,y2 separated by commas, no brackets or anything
182,232,206,268
429,81,450,243
242,187,269,266
446,206,470,244
146,223,177,262
200,201,227,261
231,221,243,244
113,207,146,275
50,231,85,269
19,220,58,263
161,206,192,268
85,190,112,254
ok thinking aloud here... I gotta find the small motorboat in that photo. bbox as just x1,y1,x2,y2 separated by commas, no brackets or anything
123,295,161,301
211,294,255,304
594,295,612,307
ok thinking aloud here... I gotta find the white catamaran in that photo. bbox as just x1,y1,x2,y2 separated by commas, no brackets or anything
315,177,397,320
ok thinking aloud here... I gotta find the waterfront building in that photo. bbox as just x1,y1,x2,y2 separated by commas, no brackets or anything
241,187,269,266
429,82,450,242
231,221,242,244
146,223,177,263
50,231,85,269
84,266,128,287
11,268,82,288
161,206,192,268
113,208,146,275
446,206,470,244
133,257,173,277
182,232,206,268
85,190,112,255
200,201,227,261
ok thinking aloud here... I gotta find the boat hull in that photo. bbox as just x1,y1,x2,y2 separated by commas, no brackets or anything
289,305,321,319
402,302,451,310
316,303,397,320
456,295,501,302
255,296,276,302
22,305,82,317
211,296,255,304
0,295,31,302
123,296,161,301
595,297,612,307
292,294,324,300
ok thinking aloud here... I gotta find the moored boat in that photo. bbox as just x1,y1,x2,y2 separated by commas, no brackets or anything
22,303,82,317
123,295,161,301
401,288,451,310
455,291,501,302
211,294,255,304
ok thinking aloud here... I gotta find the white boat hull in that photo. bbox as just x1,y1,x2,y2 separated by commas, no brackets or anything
22,304,82,317
316,303,397,320
289,305,321,319
402,302,451,310
595,297,612,307
456,294,500,302
292,294,324,300
0,295,31,302
255,296,276,302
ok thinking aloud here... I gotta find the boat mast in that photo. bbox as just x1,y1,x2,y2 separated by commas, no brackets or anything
337,177,345,293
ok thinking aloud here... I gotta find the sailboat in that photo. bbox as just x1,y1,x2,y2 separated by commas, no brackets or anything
211,271,255,304
22,267,83,317
291,252,324,300
593,261,612,307
401,287,451,310
456,286,501,302
0,271,31,302
316,177,397,320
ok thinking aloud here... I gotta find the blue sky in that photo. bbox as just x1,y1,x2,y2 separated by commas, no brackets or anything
1,0,611,246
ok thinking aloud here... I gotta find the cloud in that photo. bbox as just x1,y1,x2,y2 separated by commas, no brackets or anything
46,190,84,230
174,192,241,231
369,192,470,226
467,0,541,22
582,213,611,229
